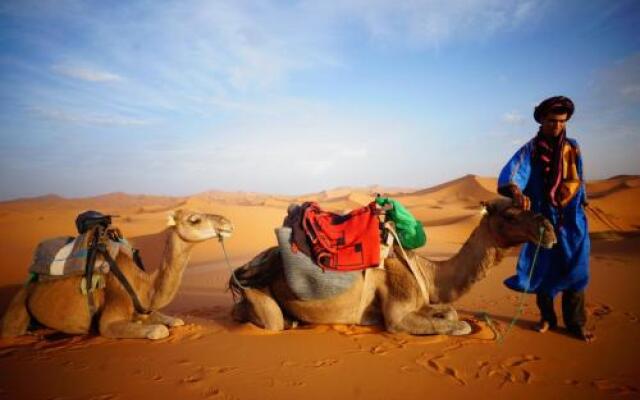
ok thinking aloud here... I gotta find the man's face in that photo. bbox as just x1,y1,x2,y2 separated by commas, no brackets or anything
541,112,568,137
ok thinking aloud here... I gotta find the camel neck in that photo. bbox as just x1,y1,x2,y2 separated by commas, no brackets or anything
149,228,194,309
428,217,504,303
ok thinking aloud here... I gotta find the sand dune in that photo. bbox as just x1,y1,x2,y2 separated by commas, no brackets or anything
0,174,639,399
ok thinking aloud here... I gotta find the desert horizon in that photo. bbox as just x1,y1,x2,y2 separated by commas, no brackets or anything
1,173,639,399
2,1,638,399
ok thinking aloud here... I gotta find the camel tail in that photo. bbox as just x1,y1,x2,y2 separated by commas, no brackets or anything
0,285,32,338
228,246,282,302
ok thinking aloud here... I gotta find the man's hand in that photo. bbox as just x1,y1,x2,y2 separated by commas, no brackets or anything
510,186,531,211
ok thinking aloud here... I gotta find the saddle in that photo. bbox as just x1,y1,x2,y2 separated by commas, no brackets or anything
277,199,422,301
28,210,149,315
301,202,382,271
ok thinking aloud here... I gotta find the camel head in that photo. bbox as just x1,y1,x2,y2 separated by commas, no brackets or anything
481,198,556,249
167,209,233,242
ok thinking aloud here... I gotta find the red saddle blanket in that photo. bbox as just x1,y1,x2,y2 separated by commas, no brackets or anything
302,202,381,271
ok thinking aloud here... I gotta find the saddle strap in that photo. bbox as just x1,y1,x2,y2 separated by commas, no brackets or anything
84,227,102,317
387,227,429,305
101,248,150,315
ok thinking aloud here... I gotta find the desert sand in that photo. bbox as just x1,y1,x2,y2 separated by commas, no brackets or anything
1,175,639,399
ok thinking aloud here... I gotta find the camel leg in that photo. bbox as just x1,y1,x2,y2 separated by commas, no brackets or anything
392,312,471,335
0,287,31,338
99,304,169,340
100,319,169,340
135,311,185,327
383,297,470,336
240,287,285,331
421,304,459,321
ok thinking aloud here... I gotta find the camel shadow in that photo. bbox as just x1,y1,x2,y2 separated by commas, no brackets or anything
0,284,22,317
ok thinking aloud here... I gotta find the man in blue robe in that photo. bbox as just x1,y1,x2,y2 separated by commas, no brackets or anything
498,96,594,342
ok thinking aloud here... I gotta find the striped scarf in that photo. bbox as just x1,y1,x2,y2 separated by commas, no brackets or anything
535,129,566,207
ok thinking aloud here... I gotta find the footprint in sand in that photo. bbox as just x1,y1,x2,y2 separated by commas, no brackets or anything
415,353,466,386
208,366,239,375
475,355,541,387
181,374,204,384
307,358,339,368
587,303,613,320
202,387,238,399
281,360,298,368
181,365,240,388
369,343,392,355
399,364,420,373
286,381,306,387
87,394,120,400
624,312,639,323
501,354,541,368
132,362,164,382
61,360,90,371
592,379,640,396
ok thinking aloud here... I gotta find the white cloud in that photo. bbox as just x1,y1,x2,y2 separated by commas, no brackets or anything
620,84,640,98
52,64,123,82
307,0,544,48
4,0,548,126
502,111,525,124
32,107,151,126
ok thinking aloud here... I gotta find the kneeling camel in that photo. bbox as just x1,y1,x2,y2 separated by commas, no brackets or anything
231,198,556,336
1,209,233,340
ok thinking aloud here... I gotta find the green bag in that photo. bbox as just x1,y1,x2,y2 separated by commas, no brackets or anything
375,197,426,250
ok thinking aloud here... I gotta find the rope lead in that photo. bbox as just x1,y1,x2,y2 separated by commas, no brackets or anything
218,236,246,291
485,226,545,344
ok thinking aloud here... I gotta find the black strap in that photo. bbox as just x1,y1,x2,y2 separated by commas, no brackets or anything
84,227,102,316
132,249,146,271
100,246,150,315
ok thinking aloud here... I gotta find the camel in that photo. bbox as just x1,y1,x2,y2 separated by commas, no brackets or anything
230,198,557,335
1,209,233,340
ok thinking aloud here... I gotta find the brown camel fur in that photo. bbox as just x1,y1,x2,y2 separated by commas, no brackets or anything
1,209,233,340
230,198,557,335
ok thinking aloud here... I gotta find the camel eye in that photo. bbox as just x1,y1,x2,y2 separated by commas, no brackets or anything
188,215,202,224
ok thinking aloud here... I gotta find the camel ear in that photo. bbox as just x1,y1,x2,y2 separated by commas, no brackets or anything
480,201,490,215
167,212,177,227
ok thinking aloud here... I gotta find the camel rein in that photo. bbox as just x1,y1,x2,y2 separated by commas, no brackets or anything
217,236,246,291
482,226,545,344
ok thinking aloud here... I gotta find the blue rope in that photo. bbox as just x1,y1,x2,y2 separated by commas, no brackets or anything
483,226,545,344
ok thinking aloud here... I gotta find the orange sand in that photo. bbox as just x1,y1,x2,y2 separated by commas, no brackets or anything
0,175,639,399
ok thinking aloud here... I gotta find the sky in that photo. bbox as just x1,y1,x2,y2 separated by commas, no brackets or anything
0,0,639,200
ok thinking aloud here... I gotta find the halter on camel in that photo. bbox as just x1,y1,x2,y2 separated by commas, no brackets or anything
76,211,150,317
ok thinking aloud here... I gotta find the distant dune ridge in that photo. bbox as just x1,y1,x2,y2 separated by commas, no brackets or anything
0,174,636,282
1,174,639,399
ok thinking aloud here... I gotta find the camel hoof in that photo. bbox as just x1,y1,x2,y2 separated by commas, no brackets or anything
451,321,472,336
147,325,170,340
169,318,185,327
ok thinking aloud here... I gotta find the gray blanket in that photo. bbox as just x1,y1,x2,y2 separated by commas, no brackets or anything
29,234,130,277
276,227,359,300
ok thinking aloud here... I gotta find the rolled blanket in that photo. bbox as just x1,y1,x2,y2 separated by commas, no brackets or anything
29,233,132,277
276,227,359,300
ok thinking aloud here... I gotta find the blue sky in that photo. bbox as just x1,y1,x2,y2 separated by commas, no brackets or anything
1,0,638,200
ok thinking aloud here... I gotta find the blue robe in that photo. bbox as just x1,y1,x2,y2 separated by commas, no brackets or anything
498,137,590,297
